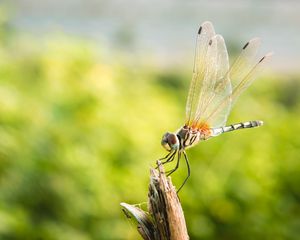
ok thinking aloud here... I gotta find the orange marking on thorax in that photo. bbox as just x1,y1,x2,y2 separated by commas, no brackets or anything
196,122,211,134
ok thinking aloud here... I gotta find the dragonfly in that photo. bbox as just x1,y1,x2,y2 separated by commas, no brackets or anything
159,21,273,192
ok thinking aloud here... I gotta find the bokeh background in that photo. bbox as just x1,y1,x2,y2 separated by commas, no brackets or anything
0,1,299,239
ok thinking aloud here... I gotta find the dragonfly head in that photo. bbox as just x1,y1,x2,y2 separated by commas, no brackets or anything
161,132,180,151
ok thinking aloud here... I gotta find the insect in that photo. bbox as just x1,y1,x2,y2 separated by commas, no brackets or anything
160,21,273,192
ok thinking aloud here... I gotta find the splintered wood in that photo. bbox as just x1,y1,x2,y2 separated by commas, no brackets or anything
121,161,189,240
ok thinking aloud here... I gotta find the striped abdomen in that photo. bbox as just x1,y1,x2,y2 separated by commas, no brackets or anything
211,120,263,137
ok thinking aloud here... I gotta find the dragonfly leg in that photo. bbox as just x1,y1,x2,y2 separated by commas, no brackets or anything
159,151,172,161
156,152,172,169
156,150,177,169
166,151,181,176
177,151,190,193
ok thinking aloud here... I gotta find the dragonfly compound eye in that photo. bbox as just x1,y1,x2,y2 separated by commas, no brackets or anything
161,132,179,151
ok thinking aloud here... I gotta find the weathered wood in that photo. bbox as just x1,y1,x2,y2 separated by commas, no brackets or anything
121,161,189,240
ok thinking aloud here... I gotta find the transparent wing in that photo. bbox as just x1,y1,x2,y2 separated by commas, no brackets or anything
194,34,231,128
229,38,261,90
185,25,271,129
204,51,273,126
185,21,216,127
193,37,264,128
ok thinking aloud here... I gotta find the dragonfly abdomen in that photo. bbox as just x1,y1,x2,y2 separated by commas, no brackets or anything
211,120,263,137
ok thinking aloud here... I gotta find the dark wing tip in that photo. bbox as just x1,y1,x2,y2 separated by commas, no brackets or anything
242,42,249,49
209,39,213,46
198,26,202,34
259,52,274,63
259,56,265,63
243,37,261,50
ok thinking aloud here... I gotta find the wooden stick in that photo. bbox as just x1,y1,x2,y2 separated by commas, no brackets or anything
121,161,189,240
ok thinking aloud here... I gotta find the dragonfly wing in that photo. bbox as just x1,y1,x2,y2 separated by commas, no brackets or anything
194,34,231,128
185,21,216,126
195,37,261,128
231,51,273,102
204,51,273,126
229,38,261,90
186,24,272,130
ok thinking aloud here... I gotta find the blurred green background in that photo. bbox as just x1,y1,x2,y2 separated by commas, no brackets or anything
0,1,300,240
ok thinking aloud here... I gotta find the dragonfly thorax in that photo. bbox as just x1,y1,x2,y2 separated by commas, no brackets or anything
161,126,209,152
161,132,180,151
177,126,211,149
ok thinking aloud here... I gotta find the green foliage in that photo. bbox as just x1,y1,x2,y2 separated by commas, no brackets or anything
0,27,299,239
